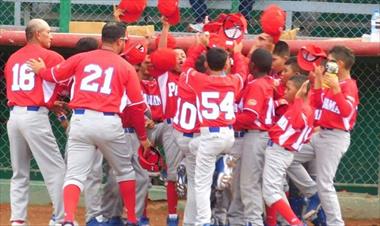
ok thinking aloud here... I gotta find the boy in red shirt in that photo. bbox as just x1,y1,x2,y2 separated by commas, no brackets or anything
263,75,313,226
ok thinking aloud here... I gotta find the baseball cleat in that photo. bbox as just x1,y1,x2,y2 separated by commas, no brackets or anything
166,215,179,226
138,216,150,226
303,193,322,220
61,222,75,226
175,163,187,198
214,154,234,190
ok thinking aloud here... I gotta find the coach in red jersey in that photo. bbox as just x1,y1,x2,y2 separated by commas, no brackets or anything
4,18,66,226
28,22,149,226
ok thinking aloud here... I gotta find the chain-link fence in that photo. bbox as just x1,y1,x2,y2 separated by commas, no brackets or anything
1,0,379,37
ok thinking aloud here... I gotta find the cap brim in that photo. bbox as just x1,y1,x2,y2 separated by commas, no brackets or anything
119,11,143,23
297,50,324,72
166,7,180,25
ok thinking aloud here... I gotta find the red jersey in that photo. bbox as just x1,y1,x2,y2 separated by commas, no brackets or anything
154,71,179,119
4,44,64,107
311,79,359,131
173,75,200,133
38,49,144,113
120,101,148,128
235,76,275,131
269,98,314,151
181,44,247,128
186,71,242,127
38,49,147,140
140,79,164,122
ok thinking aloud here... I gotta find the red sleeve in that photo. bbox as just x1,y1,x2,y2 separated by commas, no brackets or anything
242,82,265,115
38,54,80,82
124,65,147,140
232,52,248,83
334,92,353,117
235,110,257,129
183,45,206,73
128,104,148,140
290,98,307,129
310,88,323,109
45,51,64,67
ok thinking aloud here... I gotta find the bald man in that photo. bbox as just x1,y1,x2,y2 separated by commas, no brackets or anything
4,18,66,226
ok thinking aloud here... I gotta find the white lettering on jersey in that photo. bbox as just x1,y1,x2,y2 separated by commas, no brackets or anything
173,97,197,130
200,91,235,120
168,82,178,97
143,94,162,106
322,97,340,114
11,63,35,91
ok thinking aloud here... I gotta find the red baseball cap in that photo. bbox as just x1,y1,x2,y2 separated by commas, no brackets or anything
118,0,147,23
208,33,227,49
203,21,222,34
121,41,147,65
155,33,177,49
149,48,177,76
158,0,180,25
297,44,327,72
221,13,247,46
260,4,286,43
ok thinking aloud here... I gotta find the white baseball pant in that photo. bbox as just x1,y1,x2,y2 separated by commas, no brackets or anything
192,126,235,225
240,130,269,225
7,106,66,223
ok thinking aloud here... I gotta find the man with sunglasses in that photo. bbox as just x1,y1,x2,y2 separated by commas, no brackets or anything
28,22,150,226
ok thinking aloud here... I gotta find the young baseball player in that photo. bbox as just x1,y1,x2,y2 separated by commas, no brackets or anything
28,22,150,226
182,33,247,226
262,75,313,226
4,18,66,226
271,40,290,79
237,48,275,226
299,46,359,225
151,18,185,225
172,53,203,226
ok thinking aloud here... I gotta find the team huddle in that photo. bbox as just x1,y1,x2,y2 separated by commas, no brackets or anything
4,3,359,226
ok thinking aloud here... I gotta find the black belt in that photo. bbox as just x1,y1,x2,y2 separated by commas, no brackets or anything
165,118,172,124
10,106,40,111
73,109,115,116
321,127,349,132
234,131,245,138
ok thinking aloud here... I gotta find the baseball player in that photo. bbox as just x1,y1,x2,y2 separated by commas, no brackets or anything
287,46,359,225
182,35,246,226
151,19,186,225
49,37,108,226
98,41,152,226
4,18,66,226
28,22,150,226
235,48,275,226
262,75,313,226
172,45,206,226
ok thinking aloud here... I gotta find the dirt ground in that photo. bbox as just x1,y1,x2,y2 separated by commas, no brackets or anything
0,202,379,226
